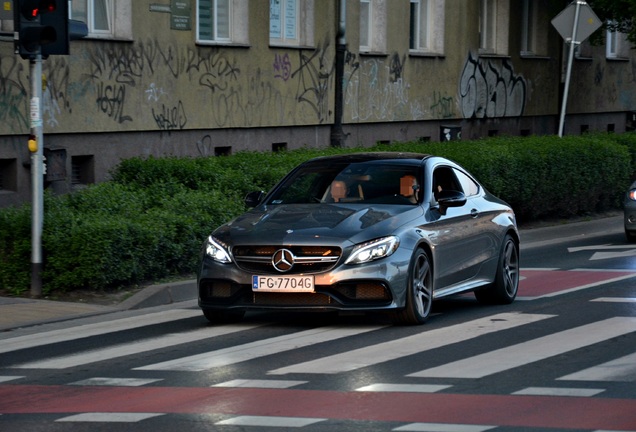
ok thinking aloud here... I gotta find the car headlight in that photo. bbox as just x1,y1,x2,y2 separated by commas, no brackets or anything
629,189,636,201
345,236,399,265
205,236,232,264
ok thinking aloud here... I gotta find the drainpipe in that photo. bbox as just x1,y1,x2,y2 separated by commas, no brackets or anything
330,0,347,147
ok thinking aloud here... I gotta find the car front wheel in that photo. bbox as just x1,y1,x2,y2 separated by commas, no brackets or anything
475,234,519,304
396,249,433,325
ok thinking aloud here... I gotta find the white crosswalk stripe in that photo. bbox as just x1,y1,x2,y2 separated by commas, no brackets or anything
135,325,386,372
558,351,636,382
267,312,553,375
0,309,201,355
408,317,636,379
12,324,263,369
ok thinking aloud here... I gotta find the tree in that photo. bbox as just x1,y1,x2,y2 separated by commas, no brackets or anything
586,0,636,45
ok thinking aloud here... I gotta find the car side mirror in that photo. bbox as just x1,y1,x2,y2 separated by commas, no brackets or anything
433,190,466,215
244,191,265,208
437,190,467,208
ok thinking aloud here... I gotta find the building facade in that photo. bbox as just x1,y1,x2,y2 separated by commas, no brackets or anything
0,0,634,207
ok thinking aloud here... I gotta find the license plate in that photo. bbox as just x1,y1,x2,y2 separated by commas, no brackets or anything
252,275,315,292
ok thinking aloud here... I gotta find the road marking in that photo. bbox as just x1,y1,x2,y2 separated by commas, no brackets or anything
213,379,307,389
12,324,261,369
512,387,605,397
136,325,386,372
267,313,553,375
394,423,496,432
408,317,636,379
56,412,164,422
356,383,452,393
69,378,163,387
568,244,636,260
215,415,325,427
0,376,24,383
558,352,636,382
592,297,636,303
0,309,202,354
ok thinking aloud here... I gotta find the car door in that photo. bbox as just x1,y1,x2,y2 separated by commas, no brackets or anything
426,165,489,290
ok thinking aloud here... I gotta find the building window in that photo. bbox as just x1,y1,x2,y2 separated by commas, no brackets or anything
198,0,248,45
479,0,508,55
269,0,313,47
409,0,443,54
606,22,629,59
0,159,17,192
360,0,371,51
199,0,230,41
71,155,95,186
521,0,548,57
71,0,132,40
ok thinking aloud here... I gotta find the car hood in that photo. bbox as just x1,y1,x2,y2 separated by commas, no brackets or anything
213,203,423,246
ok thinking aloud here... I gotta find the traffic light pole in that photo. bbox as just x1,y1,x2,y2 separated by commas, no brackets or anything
30,54,44,297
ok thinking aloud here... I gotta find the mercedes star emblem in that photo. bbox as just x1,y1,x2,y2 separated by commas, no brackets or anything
272,248,295,272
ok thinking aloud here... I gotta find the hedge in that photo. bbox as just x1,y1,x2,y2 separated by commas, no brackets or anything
0,133,633,296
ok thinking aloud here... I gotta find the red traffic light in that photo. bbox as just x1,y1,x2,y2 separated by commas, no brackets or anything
21,0,57,20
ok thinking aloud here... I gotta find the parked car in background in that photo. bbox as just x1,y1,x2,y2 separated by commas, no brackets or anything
624,180,636,242
198,152,520,325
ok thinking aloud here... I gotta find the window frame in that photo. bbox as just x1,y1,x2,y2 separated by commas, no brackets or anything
478,0,509,56
71,0,131,40
409,0,444,55
359,0,371,51
197,0,249,46
269,0,313,48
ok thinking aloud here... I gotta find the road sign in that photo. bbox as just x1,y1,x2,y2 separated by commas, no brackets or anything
0,0,12,20
552,1,602,43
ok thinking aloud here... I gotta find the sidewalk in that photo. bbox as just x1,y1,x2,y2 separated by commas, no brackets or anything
0,279,196,331
0,214,624,332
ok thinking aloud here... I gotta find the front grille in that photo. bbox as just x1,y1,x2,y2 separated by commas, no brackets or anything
233,245,341,274
253,292,334,306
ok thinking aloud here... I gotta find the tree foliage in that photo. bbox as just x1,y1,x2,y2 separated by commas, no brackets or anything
587,0,636,45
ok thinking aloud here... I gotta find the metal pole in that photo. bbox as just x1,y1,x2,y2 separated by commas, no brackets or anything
330,0,346,147
30,53,44,297
558,1,583,137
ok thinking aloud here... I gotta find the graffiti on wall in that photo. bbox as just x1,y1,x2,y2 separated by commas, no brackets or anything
0,55,29,132
344,51,413,121
459,52,527,119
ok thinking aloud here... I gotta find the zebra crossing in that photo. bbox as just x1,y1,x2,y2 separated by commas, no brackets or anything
1,297,635,431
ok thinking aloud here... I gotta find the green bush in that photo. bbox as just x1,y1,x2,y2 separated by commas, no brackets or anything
0,134,632,296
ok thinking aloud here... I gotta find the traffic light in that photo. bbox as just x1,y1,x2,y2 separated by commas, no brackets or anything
14,0,69,59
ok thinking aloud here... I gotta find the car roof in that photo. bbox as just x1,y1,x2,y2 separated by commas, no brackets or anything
304,152,431,165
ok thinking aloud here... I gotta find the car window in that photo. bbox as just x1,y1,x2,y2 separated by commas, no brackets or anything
268,162,422,205
454,169,480,197
432,166,461,198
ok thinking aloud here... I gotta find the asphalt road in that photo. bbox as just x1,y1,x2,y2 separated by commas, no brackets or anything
1,215,635,431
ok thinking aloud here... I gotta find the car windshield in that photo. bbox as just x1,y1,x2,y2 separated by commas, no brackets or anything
267,161,422,205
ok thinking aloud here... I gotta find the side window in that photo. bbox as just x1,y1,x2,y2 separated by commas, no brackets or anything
72,0,132,40
270,0,314,47
454,169,480,197
432,166,461,198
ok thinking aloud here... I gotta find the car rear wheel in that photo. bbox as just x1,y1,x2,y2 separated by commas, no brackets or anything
203,309,245,324
396,249,433,325
475,234,519,304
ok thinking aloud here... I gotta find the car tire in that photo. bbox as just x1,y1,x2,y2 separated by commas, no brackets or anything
625,229,636,243
395,249,433,325
203,309,245,324
475,234,519,305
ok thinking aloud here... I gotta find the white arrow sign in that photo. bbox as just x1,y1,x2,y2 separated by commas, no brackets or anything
568,244,636,260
